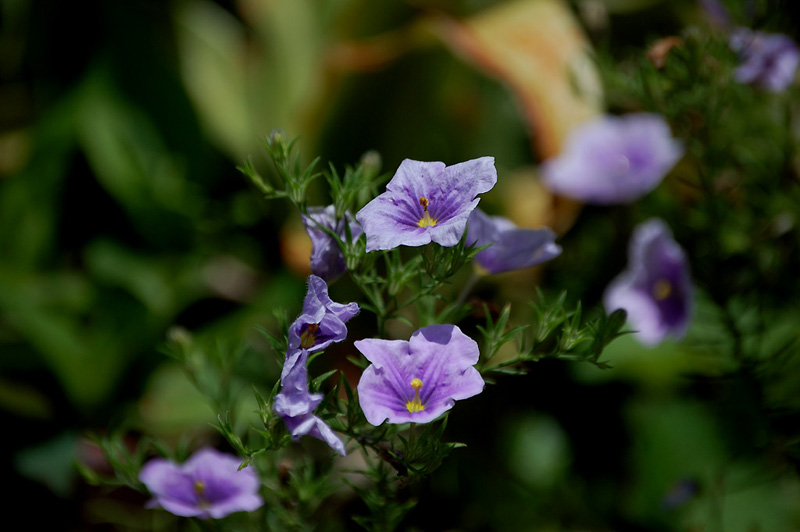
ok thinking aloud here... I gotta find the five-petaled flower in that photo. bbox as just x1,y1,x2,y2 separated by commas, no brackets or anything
355,157,497,252
541,113,683,205
729,28,799,92
273,348,347,455
355,324,485,425
139,448,263,519
466,208,562,274
302,205,363,281
603,218,692,346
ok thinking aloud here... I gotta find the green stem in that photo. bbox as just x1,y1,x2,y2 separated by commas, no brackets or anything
455,270,480,307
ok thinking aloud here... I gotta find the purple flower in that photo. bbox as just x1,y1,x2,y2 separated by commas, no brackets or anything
273,348,347,456
698,0,733,28
287,275,359,358
139,448,263,519
302,205,363,281
466,208,562,274
730,28,799,92
355,324,485,425
355,157,497,252
603,219,692,346
541,113,684,205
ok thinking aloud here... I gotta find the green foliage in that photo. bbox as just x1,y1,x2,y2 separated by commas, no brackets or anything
478,291,628,376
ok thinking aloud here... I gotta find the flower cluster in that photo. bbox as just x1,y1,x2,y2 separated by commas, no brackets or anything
274,274,358,455
137,145,695,525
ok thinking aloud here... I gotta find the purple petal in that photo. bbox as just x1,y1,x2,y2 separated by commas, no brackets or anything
273,349,347,455
206,493,265,519
467,209,561,273
140,459,200,512
603,219,692,345
541,114,683,205
275,350,324,417
158,498,208,518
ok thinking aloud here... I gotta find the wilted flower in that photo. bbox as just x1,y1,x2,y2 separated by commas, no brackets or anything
302,205,363,281
356,157,497,252
466,208,561,274
287,275,359,358
541,113,683,204
274,349,347,456
604,219,692,346
139,448,263,519
730,28,799,92
355,324,485,425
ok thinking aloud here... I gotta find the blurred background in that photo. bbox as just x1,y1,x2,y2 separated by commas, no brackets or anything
3,0,800,530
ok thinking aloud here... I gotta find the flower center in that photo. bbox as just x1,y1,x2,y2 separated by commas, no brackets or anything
652,279,672,300
300,323,320,349
406,378,425,413
417,197,438,228
194,479,212,509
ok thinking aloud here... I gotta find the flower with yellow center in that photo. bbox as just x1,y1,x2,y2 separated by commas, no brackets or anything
355,157,497,252
604,218,692,346
355,324,485,425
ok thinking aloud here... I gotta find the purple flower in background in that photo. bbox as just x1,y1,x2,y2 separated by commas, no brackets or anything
302,205,363,281
356,157,497,252
541,114,683,205
287,275,359,358
139,448,263,519
466,208,561,274
355,324,485,425
698,0,733,28
730,28,799,92
604,219,692,346
274,349,347,456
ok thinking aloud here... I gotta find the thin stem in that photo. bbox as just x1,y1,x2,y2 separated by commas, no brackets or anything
455,270,480,307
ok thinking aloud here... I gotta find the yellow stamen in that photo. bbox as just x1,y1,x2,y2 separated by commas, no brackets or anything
417,197,438,228
406,378,425,413
653,279,672,300
194,480,205,496
300,323,319,349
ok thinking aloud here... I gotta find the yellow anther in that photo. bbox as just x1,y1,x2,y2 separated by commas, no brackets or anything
417,196,438,228
194,480,205,496
652,279,672,300
406,378,425,413
300,323,319,349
